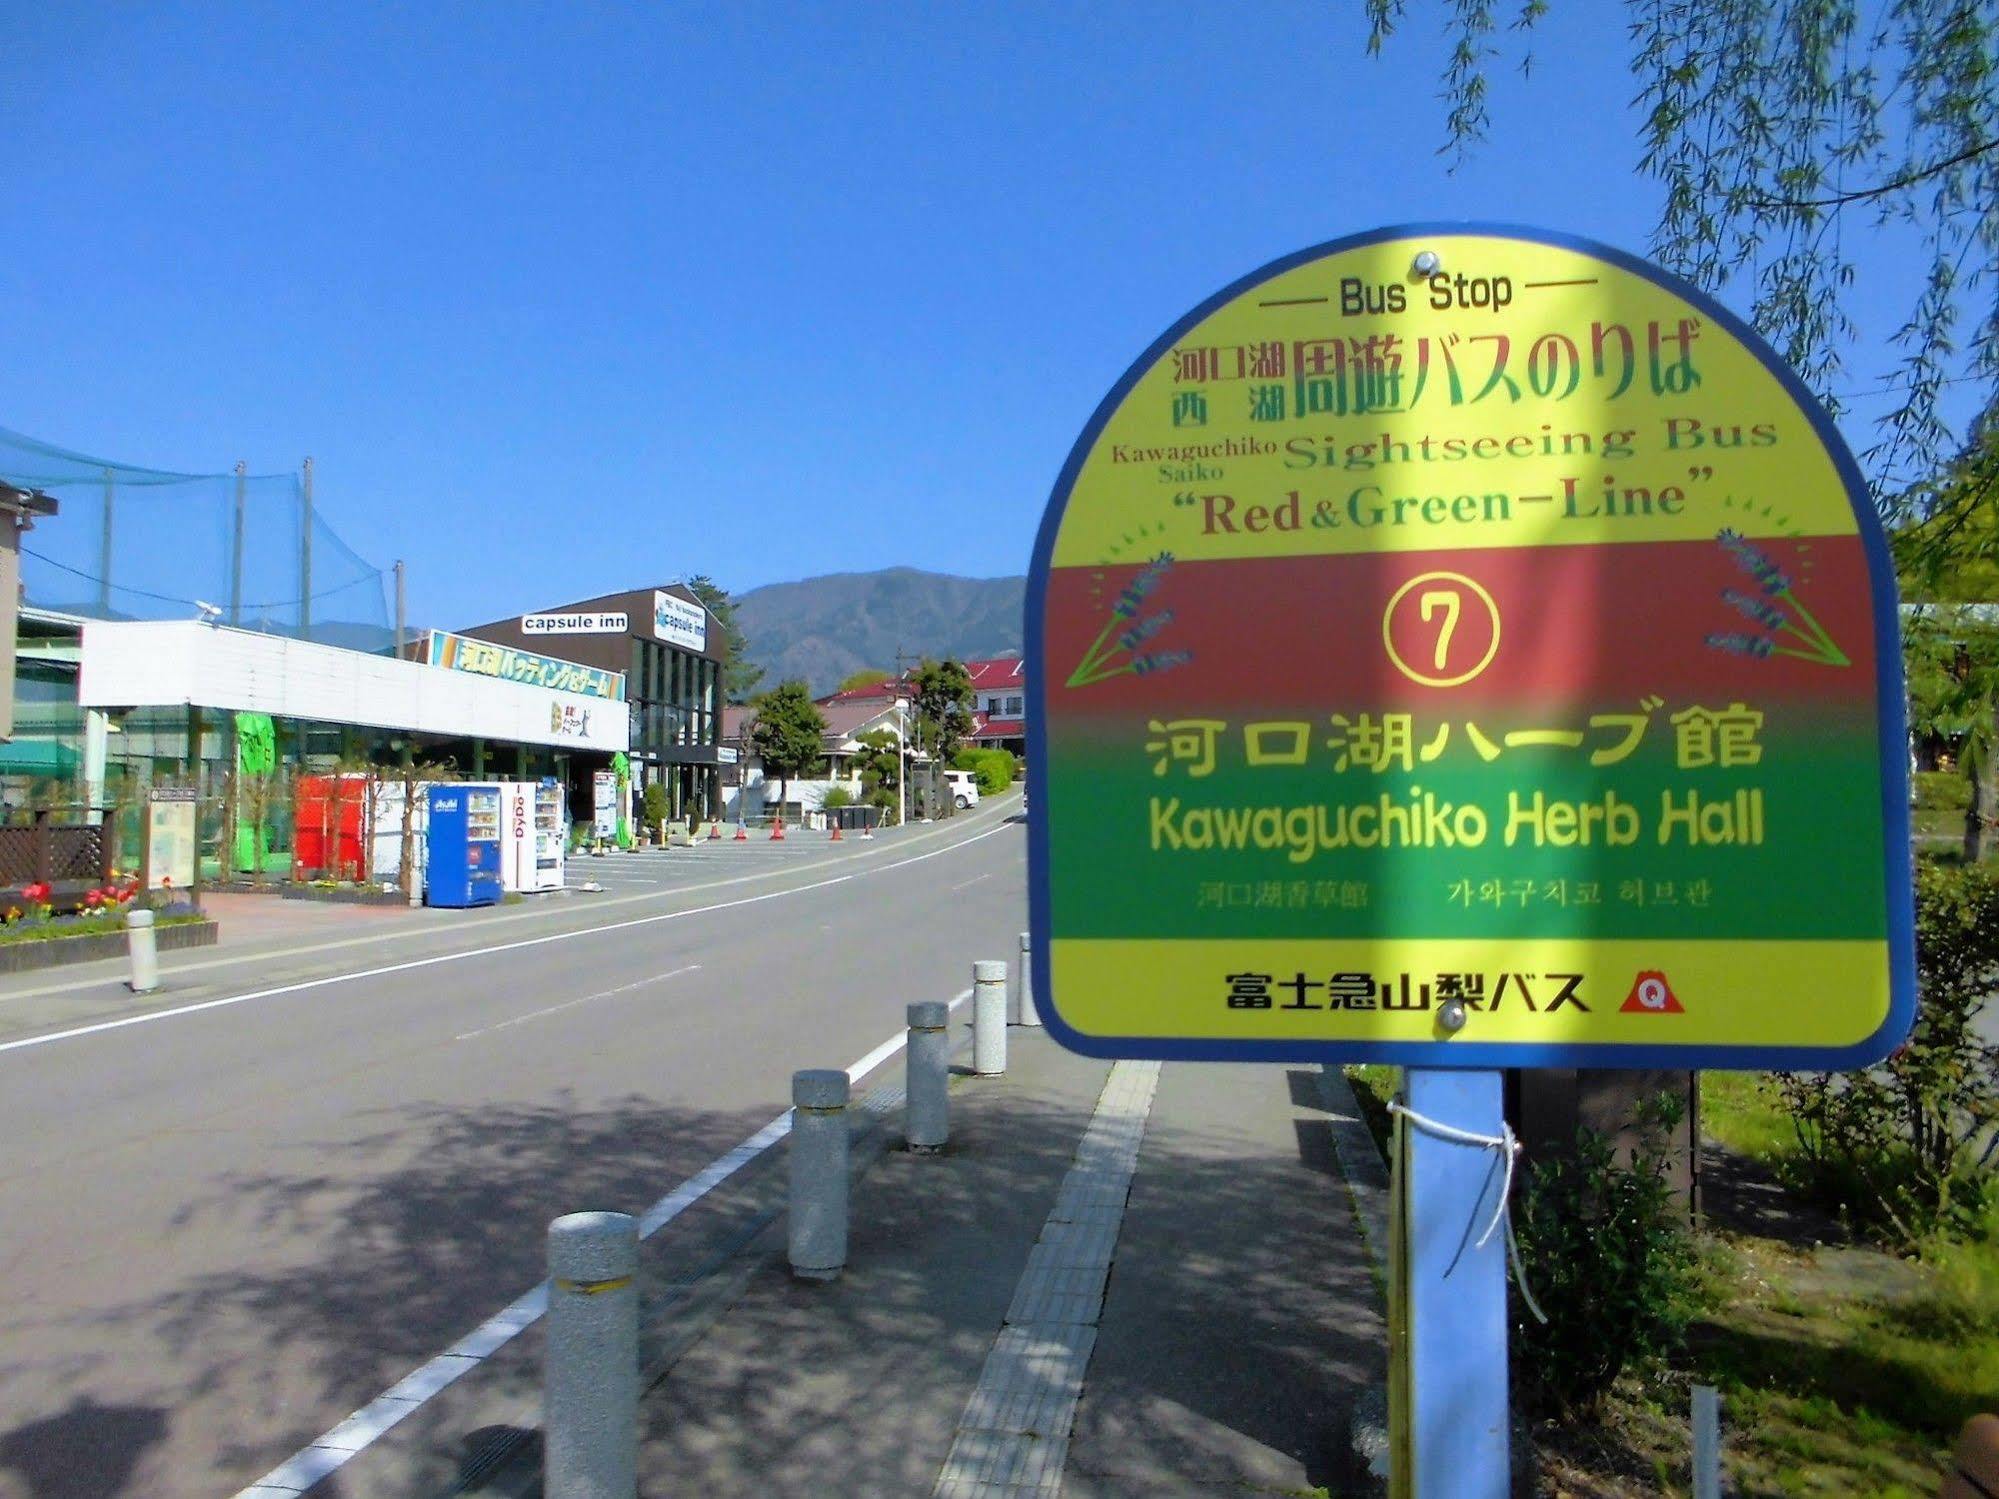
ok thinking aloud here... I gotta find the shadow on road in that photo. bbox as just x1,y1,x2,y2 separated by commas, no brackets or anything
0,1399,167,1499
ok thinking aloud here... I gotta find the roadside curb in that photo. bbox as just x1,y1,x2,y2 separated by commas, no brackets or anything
0,918,218,975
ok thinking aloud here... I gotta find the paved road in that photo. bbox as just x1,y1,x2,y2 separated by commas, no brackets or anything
0,801,1025,1498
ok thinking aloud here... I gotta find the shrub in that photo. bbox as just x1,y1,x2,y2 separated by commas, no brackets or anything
821,786,854,809
1777,859,1999,1245
641,781,668,834
952,747,1015,795
1511,1095,1700,1418
1915,769,1972,812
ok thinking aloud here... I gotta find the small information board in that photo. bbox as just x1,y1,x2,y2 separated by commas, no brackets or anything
1027,224,1915,1069
145,786,197,893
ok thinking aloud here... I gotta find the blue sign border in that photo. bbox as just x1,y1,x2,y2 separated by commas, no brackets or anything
1024,221,1918,1071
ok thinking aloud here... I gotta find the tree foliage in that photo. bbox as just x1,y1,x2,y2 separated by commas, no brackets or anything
1905,604,1999,856
912,657,976,762
685,575,764,703
748,680,825,816
854,726,902,820
836,668,895,694
1366,1,1999,541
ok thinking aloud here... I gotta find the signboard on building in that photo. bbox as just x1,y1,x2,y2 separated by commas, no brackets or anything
652,590,708,653
1027,224,1914,1070
591,770,618,840
522,611,628,636
427,630,626,702
145,786,197,892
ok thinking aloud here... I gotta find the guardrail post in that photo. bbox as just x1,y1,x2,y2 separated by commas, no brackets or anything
125,908,159,994
790,1069,850,1280
906,1001,949,1152
545,1210,638,1499
973,960,1007,1076
1015,931,1039,1027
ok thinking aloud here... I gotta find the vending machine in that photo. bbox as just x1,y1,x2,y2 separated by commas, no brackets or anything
534,778,567,890
500,781,534,893
426,783,503,908
498,780,567,893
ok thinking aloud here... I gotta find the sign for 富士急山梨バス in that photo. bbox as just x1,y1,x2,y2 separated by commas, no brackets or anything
1026,224,1915,1071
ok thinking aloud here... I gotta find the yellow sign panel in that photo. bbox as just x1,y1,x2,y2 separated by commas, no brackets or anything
1027,225,1914,1069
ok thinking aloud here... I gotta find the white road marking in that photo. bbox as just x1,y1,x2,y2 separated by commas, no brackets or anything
950,873,994,892
234,987,973,1497
0,821,1014,1060
452,964,700,1041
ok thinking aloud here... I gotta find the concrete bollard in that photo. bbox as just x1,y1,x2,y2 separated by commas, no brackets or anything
906,1001,950,1152
973,960,1008,1076
545,1211,639,1499
789,1069,850,1280
1015,930,1040,1027
125,908,159,994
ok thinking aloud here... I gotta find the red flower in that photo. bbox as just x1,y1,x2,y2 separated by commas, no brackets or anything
21,882,50,903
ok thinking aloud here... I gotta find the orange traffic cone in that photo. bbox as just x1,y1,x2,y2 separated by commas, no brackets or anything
734,822,748,841
709,821,721,840
830,822,843,841
771,818,785,841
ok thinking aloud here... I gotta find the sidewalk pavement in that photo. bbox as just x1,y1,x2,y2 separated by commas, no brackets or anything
625,1029,1387,1497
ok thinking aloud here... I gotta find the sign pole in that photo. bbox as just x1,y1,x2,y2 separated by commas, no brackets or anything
1396,1068,1510,1498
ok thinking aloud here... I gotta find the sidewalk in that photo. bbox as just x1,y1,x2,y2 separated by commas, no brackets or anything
625,1028,1386,1496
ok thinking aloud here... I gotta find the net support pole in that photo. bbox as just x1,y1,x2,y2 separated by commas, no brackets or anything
1396,1067,1511,1498
300,456,314,641
230,461,246,626
99,468,114,616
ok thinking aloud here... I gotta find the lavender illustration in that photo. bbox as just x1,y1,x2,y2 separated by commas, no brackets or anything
1068,553,1190,687
1704,529,1849,666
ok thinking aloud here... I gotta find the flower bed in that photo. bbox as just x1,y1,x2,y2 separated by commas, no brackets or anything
0,911,217,974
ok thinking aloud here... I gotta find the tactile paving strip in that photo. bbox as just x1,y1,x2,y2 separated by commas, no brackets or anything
932,1060,1162,1497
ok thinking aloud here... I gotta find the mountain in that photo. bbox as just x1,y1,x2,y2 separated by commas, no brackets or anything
734,567,1024,696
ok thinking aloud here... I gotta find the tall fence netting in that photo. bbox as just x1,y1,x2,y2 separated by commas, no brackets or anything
0,425,392,650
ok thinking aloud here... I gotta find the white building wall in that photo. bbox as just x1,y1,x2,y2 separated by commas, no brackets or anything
78,621,629,753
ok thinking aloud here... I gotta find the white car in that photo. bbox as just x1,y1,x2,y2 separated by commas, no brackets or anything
944,769,981,809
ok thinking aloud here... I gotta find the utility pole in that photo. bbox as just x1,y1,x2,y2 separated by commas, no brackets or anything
300,456,314,641
894,645,917,822
230,461,246,626
394,559,407,657
98,468,114,616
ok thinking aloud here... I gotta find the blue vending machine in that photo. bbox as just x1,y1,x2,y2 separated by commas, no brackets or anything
426,783,503,908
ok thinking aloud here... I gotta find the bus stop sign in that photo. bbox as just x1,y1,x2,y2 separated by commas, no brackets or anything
1026,224,1915,1070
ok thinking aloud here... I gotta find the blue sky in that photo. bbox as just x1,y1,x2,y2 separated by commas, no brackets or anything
0,4,1958,629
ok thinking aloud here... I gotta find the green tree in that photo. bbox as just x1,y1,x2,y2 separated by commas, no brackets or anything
836,668,895,694
1905,605,1999,859
748,680,826,822
912,657,975,762
1899,418,1999,599
854,727,903,822
911,658,975,818
685,576,764,703
1366,2,1999,537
